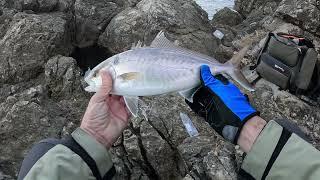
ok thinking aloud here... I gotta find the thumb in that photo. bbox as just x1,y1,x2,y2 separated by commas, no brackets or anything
91,70,113,103
200,65,222,86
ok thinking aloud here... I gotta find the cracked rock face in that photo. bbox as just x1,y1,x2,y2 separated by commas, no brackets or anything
99,0,219,56
0,12,73,84
45,55,84,99
275,0,320,36
74,0,125,48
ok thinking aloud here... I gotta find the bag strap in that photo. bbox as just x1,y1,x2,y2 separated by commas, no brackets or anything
277,32,315,48
250,32,275,70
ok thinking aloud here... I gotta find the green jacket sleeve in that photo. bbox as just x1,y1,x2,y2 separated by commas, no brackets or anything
20,128,115,180
240,120,320,180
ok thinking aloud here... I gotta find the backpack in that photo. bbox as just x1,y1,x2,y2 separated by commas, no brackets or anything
255,32,318,95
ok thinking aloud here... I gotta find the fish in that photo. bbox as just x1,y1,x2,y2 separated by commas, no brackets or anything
84,31,254,117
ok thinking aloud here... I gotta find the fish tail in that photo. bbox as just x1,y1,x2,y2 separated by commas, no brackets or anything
224,46,254,92
227,68,254,92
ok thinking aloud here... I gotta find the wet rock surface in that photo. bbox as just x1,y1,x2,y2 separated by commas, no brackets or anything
1,0,320,179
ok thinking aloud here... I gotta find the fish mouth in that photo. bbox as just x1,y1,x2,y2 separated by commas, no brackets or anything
84,65,116,93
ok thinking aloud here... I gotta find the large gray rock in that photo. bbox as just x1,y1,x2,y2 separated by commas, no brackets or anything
0,0,16,9
211,7,243,27
0,12,73,84
99,0,218,56
56,0,75,12
74,0,125,47
0,87,67,176
0,53,88,177
0,171,13,180
233,0,282,36
275,0,320,36
15,0,59,12
45,55,84,100
178,136,238,180
235,0,282,17
0,8,16,39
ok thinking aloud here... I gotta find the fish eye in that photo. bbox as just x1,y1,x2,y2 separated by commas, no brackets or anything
93,71,98,78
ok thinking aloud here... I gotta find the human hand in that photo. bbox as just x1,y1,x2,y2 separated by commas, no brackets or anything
186,65,259,144
80,71,131,149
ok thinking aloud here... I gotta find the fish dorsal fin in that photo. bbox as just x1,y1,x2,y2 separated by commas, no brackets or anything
124,96,139,117
131,41,144,49
150,31,180,48
151,31,219,63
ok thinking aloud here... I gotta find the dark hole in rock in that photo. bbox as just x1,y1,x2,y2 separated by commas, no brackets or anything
71,44,112,74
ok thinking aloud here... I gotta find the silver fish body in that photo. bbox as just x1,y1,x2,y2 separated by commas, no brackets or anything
84,31,253,116
85,47,231,96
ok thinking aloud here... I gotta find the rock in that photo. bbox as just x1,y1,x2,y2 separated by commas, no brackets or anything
38,0,58,12
45,55,84,99
56,0,74,12
17,0,39,11
0,8,17,39
140,120,180,179
110,94,220,179
0,171,13,180
99,0,218,56
0,0,15,9
178,136,238,180
0,92,67,176
275,0,320,36
235,0,282,17
0,12,74,84
233,0,283,36
15,0,58,12
211,7,243,27
74,0,125,47
214,44,235,62
203,152,234,179
124,0,142,7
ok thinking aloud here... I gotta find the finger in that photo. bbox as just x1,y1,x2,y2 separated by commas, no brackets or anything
119,96,126,106
91,71,113,103
110,95,121,101
200,65,223,86
99,70,113,94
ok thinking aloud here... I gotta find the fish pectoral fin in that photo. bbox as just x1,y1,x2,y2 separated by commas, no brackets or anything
179,87,200,103
118,72,142,81
124,96,139,117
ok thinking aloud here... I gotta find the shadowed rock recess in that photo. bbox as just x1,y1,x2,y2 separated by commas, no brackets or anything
0,0,320,179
